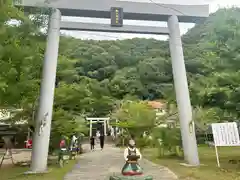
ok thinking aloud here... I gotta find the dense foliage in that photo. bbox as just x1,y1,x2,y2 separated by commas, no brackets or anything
112,101,156,135
1,1,240,140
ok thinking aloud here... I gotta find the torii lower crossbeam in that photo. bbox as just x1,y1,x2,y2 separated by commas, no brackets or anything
60,21,169,35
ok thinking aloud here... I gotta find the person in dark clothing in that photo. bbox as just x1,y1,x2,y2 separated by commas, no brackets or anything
90,136,95,150
99,135,105,150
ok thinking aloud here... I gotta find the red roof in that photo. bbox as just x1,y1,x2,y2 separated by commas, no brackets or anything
147,101,165,109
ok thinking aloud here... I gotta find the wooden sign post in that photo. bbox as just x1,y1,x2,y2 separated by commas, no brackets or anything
211,122,240,167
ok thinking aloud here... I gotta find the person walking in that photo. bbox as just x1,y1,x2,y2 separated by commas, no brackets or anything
90,136,95,151
96,130,100,143
99,135,105,150
70,134,78,151
77,134,82,154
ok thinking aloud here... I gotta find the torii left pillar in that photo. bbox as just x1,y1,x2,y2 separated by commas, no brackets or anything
30,9,61,173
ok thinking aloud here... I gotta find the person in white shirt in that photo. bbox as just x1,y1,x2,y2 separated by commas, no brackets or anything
70,134,78,151
122,139,143,176
96,131,100,143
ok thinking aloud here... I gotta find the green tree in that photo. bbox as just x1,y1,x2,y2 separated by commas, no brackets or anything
112,101,156,138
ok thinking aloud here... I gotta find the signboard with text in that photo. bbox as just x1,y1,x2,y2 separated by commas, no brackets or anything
211,122,240,167
110,7,123,27
212,122,240,146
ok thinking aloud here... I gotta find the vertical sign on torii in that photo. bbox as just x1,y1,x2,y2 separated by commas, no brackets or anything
110,7,123,27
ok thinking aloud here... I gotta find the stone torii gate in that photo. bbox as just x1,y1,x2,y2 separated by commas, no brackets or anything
86,117,110,137
14,0,209,173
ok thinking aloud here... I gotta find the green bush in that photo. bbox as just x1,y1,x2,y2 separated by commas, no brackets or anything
152,127,182,158
135,137,148,150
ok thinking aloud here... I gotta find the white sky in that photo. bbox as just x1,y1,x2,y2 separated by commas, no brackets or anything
60,0,240,40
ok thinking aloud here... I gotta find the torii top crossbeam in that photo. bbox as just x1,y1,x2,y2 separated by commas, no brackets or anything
15,0,209,22
86,117,110,121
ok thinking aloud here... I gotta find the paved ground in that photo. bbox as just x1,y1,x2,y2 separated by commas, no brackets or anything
0,149,31,167
64,144,178,180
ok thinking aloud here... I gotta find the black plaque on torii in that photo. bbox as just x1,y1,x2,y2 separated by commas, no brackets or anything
110,7,123,27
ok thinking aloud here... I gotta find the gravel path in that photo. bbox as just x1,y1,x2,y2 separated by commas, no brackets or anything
0,149,31,167
64,144,178,180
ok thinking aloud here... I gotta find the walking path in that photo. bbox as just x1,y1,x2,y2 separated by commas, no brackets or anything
0,149,31,167
64,144,178,180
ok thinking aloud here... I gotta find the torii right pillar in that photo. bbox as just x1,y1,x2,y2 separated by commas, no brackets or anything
168,15,200,166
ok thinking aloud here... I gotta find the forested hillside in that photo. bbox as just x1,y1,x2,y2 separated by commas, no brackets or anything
0,1,240,136
58,8,240,117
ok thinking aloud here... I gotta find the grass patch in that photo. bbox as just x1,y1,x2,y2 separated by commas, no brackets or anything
144,145,240,180
0,159,77,180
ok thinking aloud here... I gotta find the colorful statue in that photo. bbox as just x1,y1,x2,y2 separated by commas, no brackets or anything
121,139,143,176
